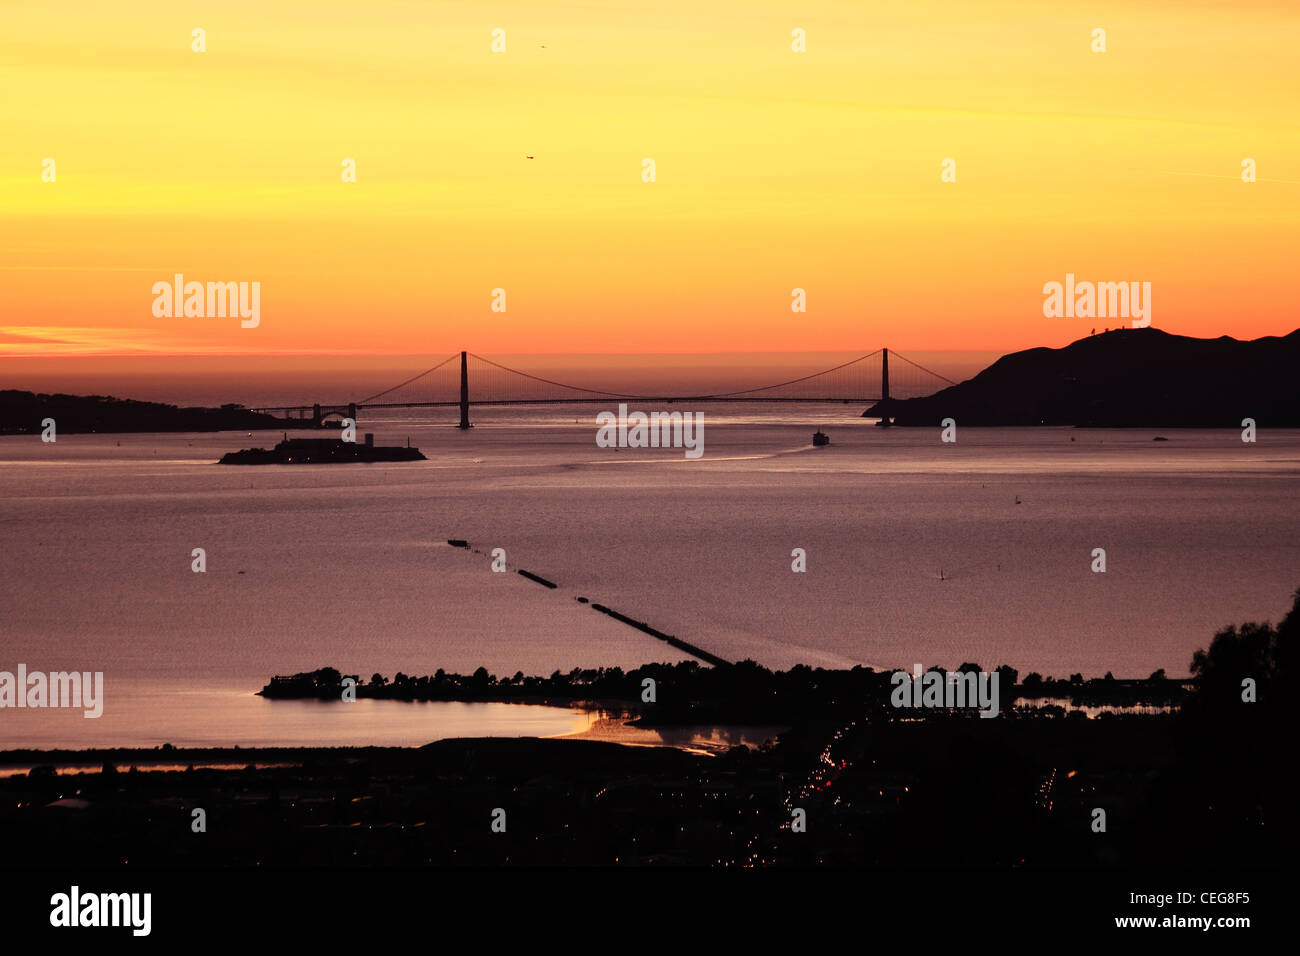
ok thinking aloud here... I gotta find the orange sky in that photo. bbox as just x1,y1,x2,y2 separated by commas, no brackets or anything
2,0,1297,358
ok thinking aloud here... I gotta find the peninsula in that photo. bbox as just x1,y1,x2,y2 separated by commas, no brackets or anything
0,389,325,435
866,327,1300,426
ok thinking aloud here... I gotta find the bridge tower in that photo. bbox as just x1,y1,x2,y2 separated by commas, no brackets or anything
458,351,472,429
312,403,322,426
879,348,892,426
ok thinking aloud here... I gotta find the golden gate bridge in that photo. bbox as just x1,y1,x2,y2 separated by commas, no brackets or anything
250,349,957,428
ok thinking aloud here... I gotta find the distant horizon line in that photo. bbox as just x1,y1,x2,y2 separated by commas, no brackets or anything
2,348,1004,359
4,326,1296,364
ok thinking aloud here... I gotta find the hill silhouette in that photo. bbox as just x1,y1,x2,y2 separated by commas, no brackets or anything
0,389,312,434
866,327,1300,426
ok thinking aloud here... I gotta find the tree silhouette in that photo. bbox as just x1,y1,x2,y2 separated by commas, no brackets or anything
1184,584,1299,735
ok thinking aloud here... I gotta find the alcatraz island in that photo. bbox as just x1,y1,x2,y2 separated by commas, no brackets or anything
219,433,425,464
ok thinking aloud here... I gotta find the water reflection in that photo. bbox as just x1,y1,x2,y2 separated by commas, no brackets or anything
559,715,784,754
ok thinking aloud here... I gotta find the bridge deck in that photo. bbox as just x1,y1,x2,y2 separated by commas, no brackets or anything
253,397,885,413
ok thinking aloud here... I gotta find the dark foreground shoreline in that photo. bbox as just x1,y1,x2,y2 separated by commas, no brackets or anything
0,708,1290,868
255,662,1191,727
3,590,1295,868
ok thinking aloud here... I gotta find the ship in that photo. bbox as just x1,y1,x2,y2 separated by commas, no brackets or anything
812,430,830,446
219,434,425,464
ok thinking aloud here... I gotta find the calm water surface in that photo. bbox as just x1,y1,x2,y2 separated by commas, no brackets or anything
2,405,1297,748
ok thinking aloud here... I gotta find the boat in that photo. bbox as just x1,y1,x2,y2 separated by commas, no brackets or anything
812,431,830,446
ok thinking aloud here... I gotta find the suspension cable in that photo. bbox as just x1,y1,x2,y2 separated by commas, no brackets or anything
354,353,459,405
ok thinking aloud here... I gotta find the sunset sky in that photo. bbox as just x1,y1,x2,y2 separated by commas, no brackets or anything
2,0,1297,358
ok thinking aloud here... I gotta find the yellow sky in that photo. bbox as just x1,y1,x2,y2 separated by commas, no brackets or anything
1,0,1297,357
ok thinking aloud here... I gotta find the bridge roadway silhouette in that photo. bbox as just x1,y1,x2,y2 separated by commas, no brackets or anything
250,349,957,428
